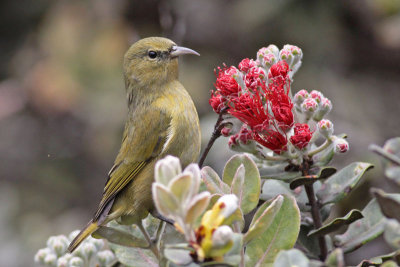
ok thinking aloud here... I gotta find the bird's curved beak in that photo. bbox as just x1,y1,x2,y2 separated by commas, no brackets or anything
170,45,200,57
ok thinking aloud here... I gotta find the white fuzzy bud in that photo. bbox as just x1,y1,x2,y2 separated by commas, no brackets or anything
216,194,239,219
97,250,116,267
34,248,52,264
69,257,84,267
211,225,234,247
44,253,57,266
155,155,182,185
56,254,72,267
82,242,97,260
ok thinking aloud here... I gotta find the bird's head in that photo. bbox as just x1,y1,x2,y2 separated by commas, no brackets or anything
123,37,199,89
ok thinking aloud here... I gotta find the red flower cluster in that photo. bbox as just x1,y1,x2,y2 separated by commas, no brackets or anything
290,123,313,149
210,58,297,154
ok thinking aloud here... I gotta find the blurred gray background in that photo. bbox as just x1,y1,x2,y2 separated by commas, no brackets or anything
1,0,400,266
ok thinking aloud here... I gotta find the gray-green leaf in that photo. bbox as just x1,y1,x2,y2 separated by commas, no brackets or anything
308,209,363,237
371,188,400,222
244,195,284,244
246,195,300,267
273,249,309,267
223,154,261,214
317,162,373,205
334,198,386,253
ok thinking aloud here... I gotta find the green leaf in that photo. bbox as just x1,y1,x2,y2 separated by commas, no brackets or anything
164,248,193,265
244,195,284,244
273,249,309,267
260,179,310,212
201,166,230,194
153,184,180,217
371,188,400,222
231,164,245,211
259,163,301,181
368,251,400,266
316,162,374,205
185,192,211,225
93,226,148,248
296,225,320,258
308,209,363,237
110,244,158,267
224,233,243,265
370,138,400,185
246,195,300,267
223,154,261,214
384,219,400,249
312,143,335,167
169,174,192,202
325,248,345,267
381,261,399,267
289,167,336,190
334,198,386,253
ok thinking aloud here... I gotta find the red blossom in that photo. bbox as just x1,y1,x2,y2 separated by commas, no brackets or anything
244,67,266,91
290,123,313,149
238,58,257,73
228,92,270,131
268,60,290,79
253,129,288,154
214,66,241,97
265,61,294,131
209,92,225,114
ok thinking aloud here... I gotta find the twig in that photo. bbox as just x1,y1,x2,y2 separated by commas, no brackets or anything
137,221,160,259
369,144,400,165
301,159,328,260
154,221,166,249
199,109,228,167
307,139,332,158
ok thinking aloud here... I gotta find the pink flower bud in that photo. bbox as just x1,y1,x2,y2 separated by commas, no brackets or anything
320,98,332,113
263,54,277,67
301,98,319,114
317,119,334,138
310,90,324,103
238,58,257,73
238,125,253,144
280,45,302,68
257,45,279,67
334,138,349,153
313,97,333,121
221,127,231,137
228,134,239,148
294,89,309,105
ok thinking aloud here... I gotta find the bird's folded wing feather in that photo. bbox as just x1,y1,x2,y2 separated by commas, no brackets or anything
93,108,172,220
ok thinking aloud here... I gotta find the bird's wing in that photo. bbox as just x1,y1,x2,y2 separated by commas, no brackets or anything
94,108,172,221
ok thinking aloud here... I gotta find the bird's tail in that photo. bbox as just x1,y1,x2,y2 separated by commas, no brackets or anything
68,220,99,253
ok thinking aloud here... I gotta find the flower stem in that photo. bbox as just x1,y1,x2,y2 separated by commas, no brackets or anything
154,221,166,249
199,109,228,167
301,159,328,260
307,139,332,158
137,220,160,259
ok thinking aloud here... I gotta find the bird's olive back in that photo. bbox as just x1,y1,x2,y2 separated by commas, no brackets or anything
123,37,179,89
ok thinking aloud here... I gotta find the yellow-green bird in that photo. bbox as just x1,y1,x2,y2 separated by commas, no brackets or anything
68,37,201,252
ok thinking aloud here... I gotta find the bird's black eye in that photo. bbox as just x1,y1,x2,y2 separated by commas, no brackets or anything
148,51,157,59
